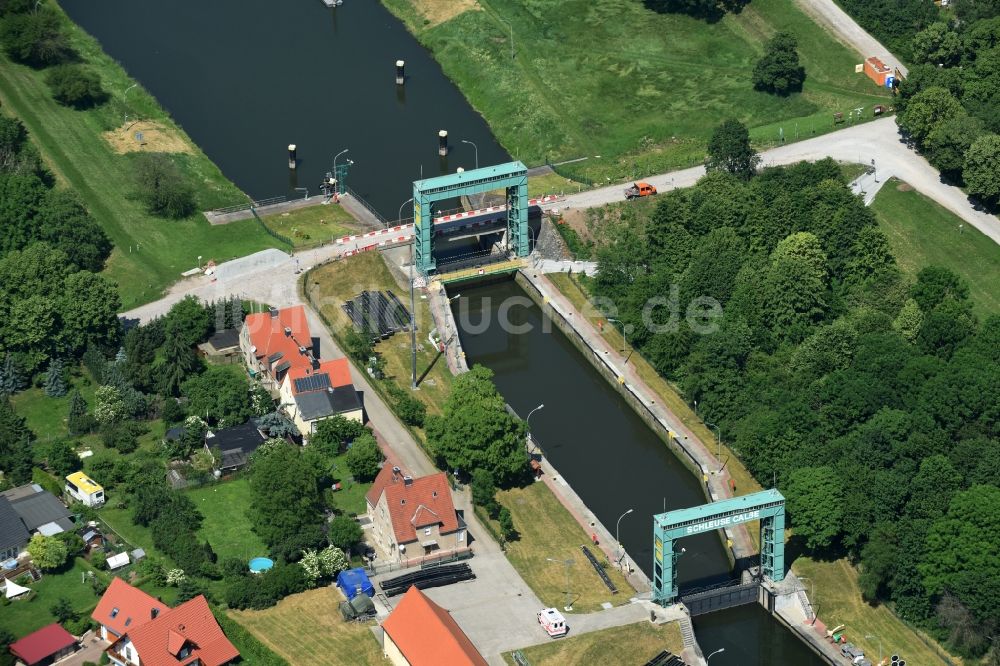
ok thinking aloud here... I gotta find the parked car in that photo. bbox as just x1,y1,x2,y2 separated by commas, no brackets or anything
537,608,567,638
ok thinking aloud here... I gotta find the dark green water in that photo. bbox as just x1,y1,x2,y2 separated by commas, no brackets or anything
61,0,510,217
454,280,824,666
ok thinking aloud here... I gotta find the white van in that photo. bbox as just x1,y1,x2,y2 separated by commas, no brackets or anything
537,608,568,638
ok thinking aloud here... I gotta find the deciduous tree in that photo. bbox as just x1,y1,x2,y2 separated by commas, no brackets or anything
27,534,68,570
705,119,760,181
752,32,805,95
963,133,1000,205
344,431,383,482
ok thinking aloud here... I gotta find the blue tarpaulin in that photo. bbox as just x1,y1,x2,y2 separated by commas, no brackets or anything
336,568,374,600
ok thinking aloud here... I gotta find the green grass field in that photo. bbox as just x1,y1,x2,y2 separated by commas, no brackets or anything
382,0,889,182
187,479,267,563
229,588,382,666
259,204,360,248
497,482,633,613
502,620,684,665
0,5,284,308
872,180,1000,319
2,558,105,638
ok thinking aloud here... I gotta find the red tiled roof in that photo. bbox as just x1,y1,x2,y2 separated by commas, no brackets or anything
286,357,353,394
91,578,165,638
126,595,239,666
382,586,487,666
9,624,76,665
365,467,459,545
244,305,314,376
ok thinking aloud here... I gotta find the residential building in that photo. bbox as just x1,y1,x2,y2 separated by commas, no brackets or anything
91,578,166,643
0,497,29,561
92,579,239,666
8,623,78,666
240,305,316,390
203,421,267,473
65,471,105,508
365,466,465,564
1,484,74,536
381,586,487,666
279,358,362,437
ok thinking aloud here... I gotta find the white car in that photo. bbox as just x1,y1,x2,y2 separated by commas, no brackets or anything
537,608,568,638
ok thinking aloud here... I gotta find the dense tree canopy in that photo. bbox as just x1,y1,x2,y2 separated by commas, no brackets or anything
426,365,529,487
181,366,252,426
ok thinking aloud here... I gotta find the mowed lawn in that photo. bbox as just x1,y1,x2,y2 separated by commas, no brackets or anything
307,253,454,416
382,0,889,182
0,6,284,308
503,620,684,665
229,588,383,666
260,204,361,248
497,482,633,613
792,557,962,666
2,558,105,638
872,180,1000,319
187,479,267,563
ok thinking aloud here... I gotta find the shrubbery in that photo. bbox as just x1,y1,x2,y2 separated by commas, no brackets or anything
132,153,197,219
45,64,107,109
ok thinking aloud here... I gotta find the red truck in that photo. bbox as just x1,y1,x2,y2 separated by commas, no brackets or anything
624,181,657,200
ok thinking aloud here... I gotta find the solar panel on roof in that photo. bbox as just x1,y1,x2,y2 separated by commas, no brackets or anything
294,373,331,393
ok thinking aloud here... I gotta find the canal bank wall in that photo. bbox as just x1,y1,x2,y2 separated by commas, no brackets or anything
513,270,741,573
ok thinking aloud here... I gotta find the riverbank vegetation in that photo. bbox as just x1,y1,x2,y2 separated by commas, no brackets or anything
0,2,280,308
566,149,997,661
380,0,888,183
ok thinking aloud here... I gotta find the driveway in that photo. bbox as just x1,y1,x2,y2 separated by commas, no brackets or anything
794,0,908,76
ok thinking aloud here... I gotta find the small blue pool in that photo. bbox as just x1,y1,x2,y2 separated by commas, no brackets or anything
248,557,274,574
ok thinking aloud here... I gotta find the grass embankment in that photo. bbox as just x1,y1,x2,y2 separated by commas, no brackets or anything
229,588,382,666
0,5,282,308
306,253,454,417
872,179,1000,319
792,557,964,666
546,272,964,664
381,0,889,183
503,620,684,665
489,482,632,613
259,204,361,248
187,479,267,563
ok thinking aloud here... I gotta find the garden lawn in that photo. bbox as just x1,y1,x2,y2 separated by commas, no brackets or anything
792,557,964,666
10,369,98,446
381,0,889,183
1,558,105,638
872,179,1000,319
187,479,266,563
306,253,454,417
0,5,284,308
259,204,360,248
497,482,633,613
502,619,684,665
328,450,372,517
228,588,382,666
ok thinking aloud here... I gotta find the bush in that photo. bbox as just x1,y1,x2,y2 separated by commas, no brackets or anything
752,32,806,95
0,9,72,67
328,515,363,552
394,392,426,427
90,551,106,570
344,432,383,482
45,64,107,109
132,153,196,219
471,468,500,517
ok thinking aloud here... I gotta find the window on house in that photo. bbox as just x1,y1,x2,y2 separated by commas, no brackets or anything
424,528,431,536
458,531,465,542
110,608,120,619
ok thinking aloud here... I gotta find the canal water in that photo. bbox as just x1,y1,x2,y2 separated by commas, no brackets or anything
454,280,825,665
61,0,510,217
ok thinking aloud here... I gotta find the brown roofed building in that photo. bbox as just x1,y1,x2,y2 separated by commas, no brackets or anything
365,466,465,564
381,586,487,666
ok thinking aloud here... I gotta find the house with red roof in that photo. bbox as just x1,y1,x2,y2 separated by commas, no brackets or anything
381,586,487,666
8,623,77,666
278,357,362,437
240,305,316,391
366,465,465,564
91,579,238,666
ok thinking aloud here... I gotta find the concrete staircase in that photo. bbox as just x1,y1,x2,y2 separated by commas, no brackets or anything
679,614,697,649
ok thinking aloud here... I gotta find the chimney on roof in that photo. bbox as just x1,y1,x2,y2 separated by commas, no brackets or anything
403,475,413,486
284,326,292,336
269,307,279,318
392,466,401,480
298,346,307,354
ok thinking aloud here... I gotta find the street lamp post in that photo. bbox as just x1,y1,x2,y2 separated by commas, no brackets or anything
872,158,877,183
707,648,726,662
123,83,138,124
399,197,418,390
333,149,350,194
615,508,634,562
607,318,629,362
546,557,573,611
461,139,479,169
865,634,881,664
705,421,722,461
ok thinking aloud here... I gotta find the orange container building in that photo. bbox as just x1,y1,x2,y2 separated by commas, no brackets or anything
864,56,893,86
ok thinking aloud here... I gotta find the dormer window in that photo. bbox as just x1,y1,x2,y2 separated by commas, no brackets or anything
110,608,120,618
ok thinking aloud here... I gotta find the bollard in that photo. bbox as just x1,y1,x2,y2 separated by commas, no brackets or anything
395,60,405,85
287,144,297,169
438,130,448,156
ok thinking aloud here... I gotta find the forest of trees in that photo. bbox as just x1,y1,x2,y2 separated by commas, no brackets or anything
590,156,1000,658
